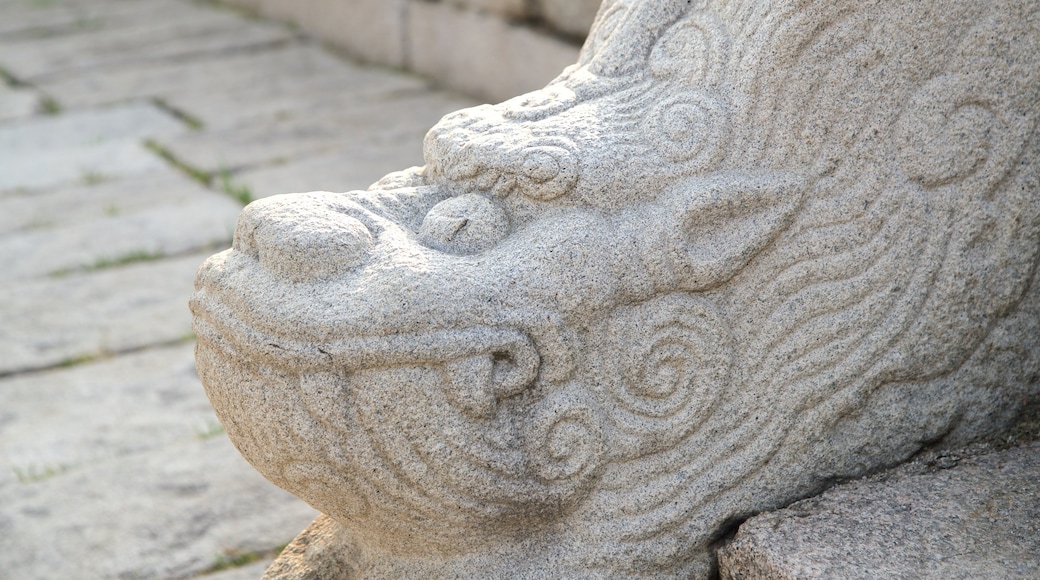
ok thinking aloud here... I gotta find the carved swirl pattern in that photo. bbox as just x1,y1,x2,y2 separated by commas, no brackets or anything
596,293,731,454
523,389,606,482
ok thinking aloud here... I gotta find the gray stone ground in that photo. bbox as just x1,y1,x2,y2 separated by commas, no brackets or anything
0,0,475,577
719,442,1040,579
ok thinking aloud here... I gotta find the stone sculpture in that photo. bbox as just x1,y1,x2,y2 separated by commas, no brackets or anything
190,0,1040,577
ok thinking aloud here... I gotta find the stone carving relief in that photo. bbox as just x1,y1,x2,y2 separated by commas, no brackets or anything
190,0,1040,577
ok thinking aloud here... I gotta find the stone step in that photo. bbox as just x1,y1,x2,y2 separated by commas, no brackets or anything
719,442,1040,579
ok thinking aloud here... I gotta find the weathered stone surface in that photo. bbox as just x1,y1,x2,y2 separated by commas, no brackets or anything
159,44,428,130
0,344,212,487
0,84,40,122
161,91,472,172
1,252,209,376
0,102,185,193
260,515,361,580
0,431,317,579
0,168,218,233
718,442,1040,579
0,0,292,81
0,0,178,41
0,188,240,282
407,0,580,102
31,43,318,110
233,141,429,200
192,0,1040,577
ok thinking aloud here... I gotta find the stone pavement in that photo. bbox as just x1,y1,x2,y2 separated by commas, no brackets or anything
0,0,476,577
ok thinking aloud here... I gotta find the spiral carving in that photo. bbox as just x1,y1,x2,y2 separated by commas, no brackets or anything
523,390,606,484
650,93,728,167
599,293,731,450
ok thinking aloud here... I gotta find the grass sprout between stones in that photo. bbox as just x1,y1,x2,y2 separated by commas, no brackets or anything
49,250,166,277
218,168,254,205
144,139,211,186
151,97,204,130
143,140,254,205
39,95,61,114
13,463,70,483
195,419,227,440
200,544,290,574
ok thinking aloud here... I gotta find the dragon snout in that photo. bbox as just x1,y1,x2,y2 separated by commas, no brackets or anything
233,193,374,283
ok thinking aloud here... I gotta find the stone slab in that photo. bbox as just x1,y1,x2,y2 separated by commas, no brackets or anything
30,39,416,113
0,101,186,193
0,251,211,376
0,0,293,82
160,90,472,172
0,431,318,579
0,0,175,41
718,443,1040,580
0,84,41,122
0,344,213,487
0,168,216,233
407,0,580,102
232,139,426,199
160,44,427,130
0,183,240,282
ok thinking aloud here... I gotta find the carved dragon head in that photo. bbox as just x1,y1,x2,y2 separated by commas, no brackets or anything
191,0,1040,576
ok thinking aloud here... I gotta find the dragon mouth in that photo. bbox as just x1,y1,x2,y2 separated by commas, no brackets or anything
191,289,541,391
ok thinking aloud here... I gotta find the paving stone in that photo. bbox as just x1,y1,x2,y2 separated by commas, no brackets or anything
0,252,211,376
159,43,428,130
0,101,186,193
0,0,138,40
234,139,426,199
0,182,240,282
160,90,473,172
0,84,41,122
718,442,1040,580
0,432,318,580
0,344,214,487
0,0,293,82
0,168,219,233
32,42,359,111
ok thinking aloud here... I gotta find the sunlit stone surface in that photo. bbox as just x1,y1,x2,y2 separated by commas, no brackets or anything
191,0,1040,577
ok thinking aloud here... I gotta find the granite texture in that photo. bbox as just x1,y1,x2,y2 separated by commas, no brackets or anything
718,442,1040,579
192,0,1040,577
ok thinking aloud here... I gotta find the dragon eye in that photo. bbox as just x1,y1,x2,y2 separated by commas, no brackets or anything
418,194,510,255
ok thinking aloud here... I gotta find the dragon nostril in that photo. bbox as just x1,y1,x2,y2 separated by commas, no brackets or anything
255,211,372,283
